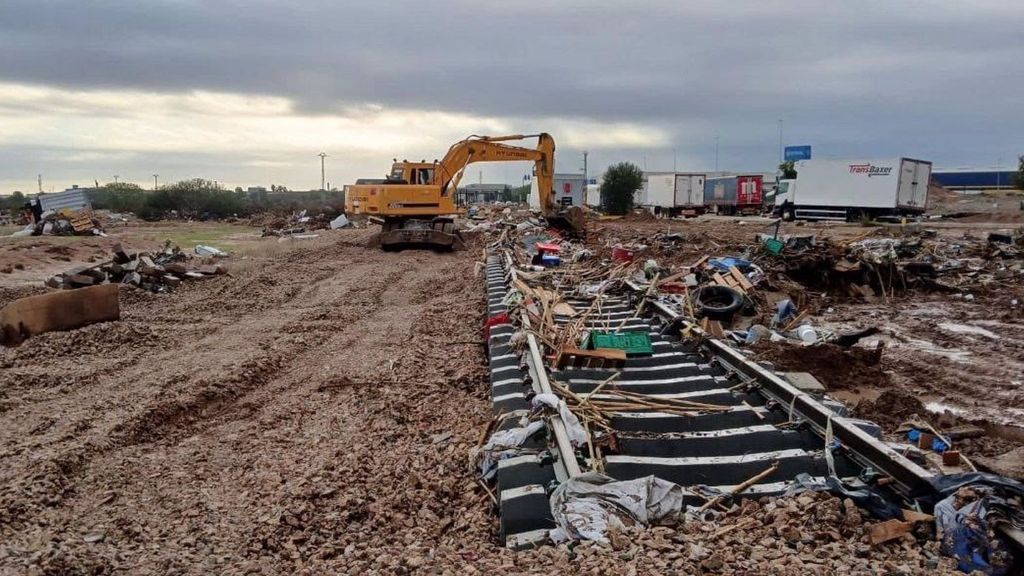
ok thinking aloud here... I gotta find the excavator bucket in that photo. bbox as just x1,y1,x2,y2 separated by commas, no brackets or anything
544,206,586,238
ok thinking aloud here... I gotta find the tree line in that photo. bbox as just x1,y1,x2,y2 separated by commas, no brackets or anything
90,180,344,219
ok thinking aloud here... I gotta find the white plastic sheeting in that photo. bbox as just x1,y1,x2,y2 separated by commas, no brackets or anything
195,245,228,257
329,214,349,229
477,420,545,481
549,472,687,543
531,393,587,447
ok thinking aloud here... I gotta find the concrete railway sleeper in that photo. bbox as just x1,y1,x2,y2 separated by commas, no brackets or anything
482,250,1024,558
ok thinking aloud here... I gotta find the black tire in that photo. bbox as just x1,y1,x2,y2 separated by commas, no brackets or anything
693,285,744,320
781,206,795,222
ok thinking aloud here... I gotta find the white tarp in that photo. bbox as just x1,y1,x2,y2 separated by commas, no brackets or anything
329,214,350,229
477,420,545,481
549,472,687,543
531,393,587,446
195,245,228,257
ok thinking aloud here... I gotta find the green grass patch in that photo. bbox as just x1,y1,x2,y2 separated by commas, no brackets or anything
134,223,258,249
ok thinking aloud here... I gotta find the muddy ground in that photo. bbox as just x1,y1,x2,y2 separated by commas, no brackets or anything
0,215,1020,573
593,215,1024,479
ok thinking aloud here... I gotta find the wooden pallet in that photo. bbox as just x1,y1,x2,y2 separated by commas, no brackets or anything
554,346,627,369
711,265,754,295
68,212,95,233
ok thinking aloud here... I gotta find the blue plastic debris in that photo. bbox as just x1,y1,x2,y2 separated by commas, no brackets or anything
935,487,1006,575
907,429,950,453
709,257,752,271
540,254,561,267
772,299,797,327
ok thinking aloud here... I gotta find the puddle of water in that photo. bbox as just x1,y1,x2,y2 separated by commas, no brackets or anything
903,338,973,363
925,401,967,415
904,307,949,318
937,322,1000,339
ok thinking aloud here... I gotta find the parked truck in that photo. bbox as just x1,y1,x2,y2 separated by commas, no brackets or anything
771,158,930,222
639,172,706,215
703,174,764,215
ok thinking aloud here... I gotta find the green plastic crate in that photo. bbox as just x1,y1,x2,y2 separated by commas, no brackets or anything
585,331,653,355
763,237,784,255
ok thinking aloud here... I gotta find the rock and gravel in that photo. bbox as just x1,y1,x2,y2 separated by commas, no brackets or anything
0,225,1008,574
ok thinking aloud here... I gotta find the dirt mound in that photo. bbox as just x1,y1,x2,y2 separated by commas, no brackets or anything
854,389,925,429
751,341,887,391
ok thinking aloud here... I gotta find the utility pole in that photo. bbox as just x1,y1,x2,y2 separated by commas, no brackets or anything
113,174,119,184
672,147,677,172
777,119,784,163
153,174,159,190
715,136,720,172
996,158,1002,190
37,174,42,193
317,152,328,191
583,150,589,206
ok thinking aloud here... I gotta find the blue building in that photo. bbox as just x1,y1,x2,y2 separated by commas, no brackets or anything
932,170,1017,191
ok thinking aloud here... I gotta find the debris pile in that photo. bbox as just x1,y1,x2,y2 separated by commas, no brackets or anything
10,209,105,237
480,220,1024,571
253,209,353,237
759,227,1024,300
44,242,227,292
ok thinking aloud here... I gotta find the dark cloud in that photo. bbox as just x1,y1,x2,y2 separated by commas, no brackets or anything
1,0,1022,175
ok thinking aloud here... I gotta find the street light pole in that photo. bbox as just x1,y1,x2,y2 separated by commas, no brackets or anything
715,136,720,172
317,152,328,191
113,174,119,184
582,150,589,206
777,119,783,163
153,174,159,190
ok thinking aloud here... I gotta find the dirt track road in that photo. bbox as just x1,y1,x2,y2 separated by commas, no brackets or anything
0,230,503,574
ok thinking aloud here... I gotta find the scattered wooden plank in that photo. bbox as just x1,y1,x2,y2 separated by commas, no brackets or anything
700,317,726,339
869,519,912,545
0,284,120,346
782,311,810,332
728,266,754,291
555,346,627,369
902,509,935,524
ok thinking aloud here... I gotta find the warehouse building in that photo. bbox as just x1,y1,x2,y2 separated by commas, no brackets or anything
932,169,1018,191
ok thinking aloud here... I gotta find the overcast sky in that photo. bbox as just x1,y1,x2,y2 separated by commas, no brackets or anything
1,0,1021,193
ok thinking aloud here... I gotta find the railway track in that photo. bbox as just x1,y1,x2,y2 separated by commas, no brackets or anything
483,250,968,550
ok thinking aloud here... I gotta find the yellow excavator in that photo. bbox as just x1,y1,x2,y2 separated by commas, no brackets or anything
345,133,585,250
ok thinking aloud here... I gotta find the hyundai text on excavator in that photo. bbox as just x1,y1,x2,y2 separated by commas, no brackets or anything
344,133,585,250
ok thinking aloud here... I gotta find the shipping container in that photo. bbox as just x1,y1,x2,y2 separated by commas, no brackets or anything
529,173,587,208
673,173,705,207
773,158,930,221
642,173,675,208
702,175,763,215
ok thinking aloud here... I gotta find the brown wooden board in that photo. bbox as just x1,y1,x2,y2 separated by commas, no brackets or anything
0,284,120,345
555,346,627,369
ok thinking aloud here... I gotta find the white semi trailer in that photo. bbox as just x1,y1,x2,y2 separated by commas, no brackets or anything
772,158,931,221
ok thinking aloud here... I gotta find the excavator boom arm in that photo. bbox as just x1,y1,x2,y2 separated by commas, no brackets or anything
434,133,556,213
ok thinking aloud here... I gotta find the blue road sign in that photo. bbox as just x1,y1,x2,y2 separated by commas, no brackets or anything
784,146,812,162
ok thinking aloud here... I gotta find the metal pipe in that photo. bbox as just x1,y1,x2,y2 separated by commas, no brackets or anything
505,253,582,480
